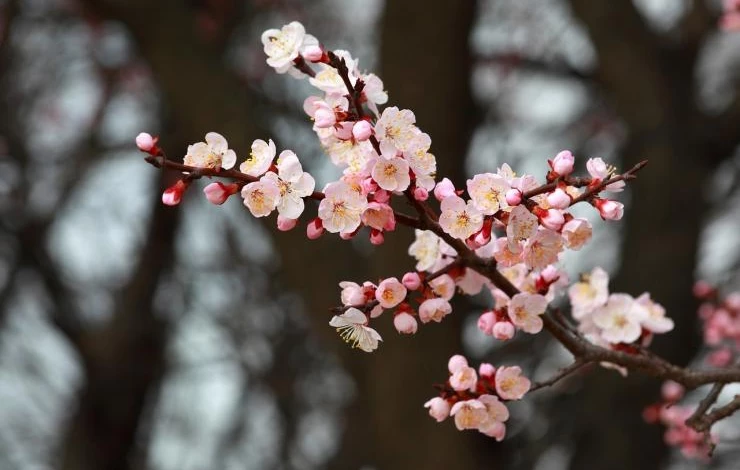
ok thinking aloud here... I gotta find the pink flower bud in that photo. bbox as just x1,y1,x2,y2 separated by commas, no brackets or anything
434,178,456,202
492,321,515,340
361,177,378,194
478,363,496,377
203,182,238,205
551,150,574,176
277,215,298,231
540,209,565,231
448,354,469,374
369,229,385,245
394,312,418,334
413,186,429,201
477,311,496,335
725,293,740,312
334,121,354,140
307,218,324,239
302,44,324,62
314,107,336,128
546,188,571,209
424,397,451,422
373,189,390,203
593,198,624,220
136,132,156,152
162,180,187,206
505,188,522,206
340,231,356,240
473,229,491,247
402,272,422,290
352,120,373,141
692,280,714,299
661,381,684,402
540,265,560,283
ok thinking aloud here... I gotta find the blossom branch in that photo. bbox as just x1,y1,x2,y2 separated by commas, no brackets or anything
530,359,589,392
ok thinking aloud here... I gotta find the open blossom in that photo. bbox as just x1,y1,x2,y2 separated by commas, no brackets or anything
240,139,276,177
419,298,452,323
241,179,281,217
508,292,548,334
429,274,455,300
586,157,625,192
261,21,318,73
522,228,563,271
184,132,237,170
261,150,315,219
318,181,368,233
375,106,417,154
506,205,538,252
375,277,407,309
439,195,484,240
329,307,382,352
478,395,510,441
636,293,674,334
561,218,592,250
450,399,488,431
467,173,510,215
406,133,437,183
408,230,443,272
569,267,610,319
362,202,396,231
592,294,649,344
494,366,531,400
450,366,478,392
371,156,410,192
394,312,418,334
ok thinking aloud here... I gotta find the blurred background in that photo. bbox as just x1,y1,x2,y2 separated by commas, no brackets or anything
3,0,740,469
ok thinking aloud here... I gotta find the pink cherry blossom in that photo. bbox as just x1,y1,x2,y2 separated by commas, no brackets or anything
467,173,510,215
551,150,574,176
203,182,238,205
546,188,571,209
505,188,522,206
448,355,469,374
495,366,531,400
375,277,407,309
162,180,187,206
429,274,455,300
402,272,422,290
522,228,564,271
433,177,456,201
419,298,452,323
569,267,610,319
329,307,382,352
424,397,450,422
306,218,324,239
352,120,373,141
184,132,237,170
478,363,496,377
135,132,156,152
540,209,565,231
450,399,488,431
393,312,418,334
362,202,396,232
277,215,298,231
562,218,592,250
592,293,649,344
508,292,548,334
594,198,624,220
492,321,515,340
318,181,368,233
261,21,318,73
450,366,478,392
477,311,496,335
438,195,484,240
240,138,276,177
506,205,538,252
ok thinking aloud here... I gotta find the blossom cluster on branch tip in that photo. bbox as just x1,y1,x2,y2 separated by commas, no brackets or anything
135,20,740,452
423,355,530,441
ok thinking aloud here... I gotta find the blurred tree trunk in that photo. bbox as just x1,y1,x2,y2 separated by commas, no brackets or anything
563,2,726,468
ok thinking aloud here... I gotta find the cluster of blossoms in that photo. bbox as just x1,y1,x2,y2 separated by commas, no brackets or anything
694,282,740,367
643,381,718,459
137,20,740,451
423,355,530,440
721,0,740,31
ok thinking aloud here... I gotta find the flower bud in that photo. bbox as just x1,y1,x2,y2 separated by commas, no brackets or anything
373,188,390,203
369,229,385,245
402,272,422,290
424,397,450,422
314,107,336,128
448,354,469,374
277,215,298,231
551,150,574,176
546,188,571,209
413,186,429,201
302,44,324,62
477,311,496,335
505,188,522,206
307,218,324,239
661,381,684,402
540,209,565,231
136,132,156,153
478,363,496,377
393,312,418,334
162,180,187,206
492,321,515,340
352,120,373,141
593,198,624,220
434,178,456,201
203,182,238,205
